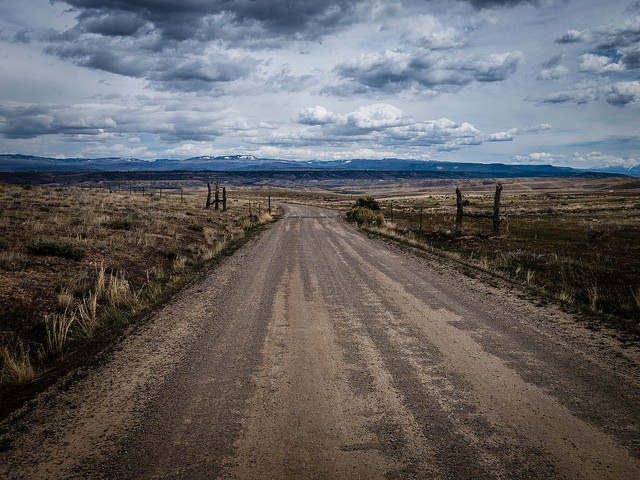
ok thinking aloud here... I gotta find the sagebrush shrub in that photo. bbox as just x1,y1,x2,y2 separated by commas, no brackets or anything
347,207,376,224
354,196,380,210
26,238,85,260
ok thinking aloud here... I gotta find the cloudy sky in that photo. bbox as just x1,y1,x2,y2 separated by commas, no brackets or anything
0,0,639,168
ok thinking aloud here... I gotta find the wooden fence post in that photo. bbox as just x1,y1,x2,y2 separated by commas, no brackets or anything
493,183,502,236
455,184,502,236
222,187,227,212
214,182,220,211
455,188,463,236
206,182,212,208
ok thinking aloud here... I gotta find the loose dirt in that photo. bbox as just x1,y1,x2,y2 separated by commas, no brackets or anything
1,204,639,479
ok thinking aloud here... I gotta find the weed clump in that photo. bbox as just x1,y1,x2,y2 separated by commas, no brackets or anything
26,237,85,260
354,196,380,210
188,223,204,232
0,341,36,388
104,218,132,230
347,206,377,225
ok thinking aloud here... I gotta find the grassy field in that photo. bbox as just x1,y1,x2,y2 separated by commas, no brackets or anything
0,182,274,400
348,180,640,336
1,175,638,410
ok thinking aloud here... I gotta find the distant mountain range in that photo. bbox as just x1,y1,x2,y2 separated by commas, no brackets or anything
0,154,635,177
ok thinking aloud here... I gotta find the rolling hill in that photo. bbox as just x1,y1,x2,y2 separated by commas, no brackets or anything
0,154,629,178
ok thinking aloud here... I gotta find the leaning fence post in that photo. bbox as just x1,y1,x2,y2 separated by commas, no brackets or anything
455,188,463,236
206,182,212,208
493,183,502,236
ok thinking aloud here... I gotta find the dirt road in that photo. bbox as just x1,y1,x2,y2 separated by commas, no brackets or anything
2,203,639,479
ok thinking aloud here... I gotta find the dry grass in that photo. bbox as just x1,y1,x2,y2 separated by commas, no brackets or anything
76,293,100,340
0,182,273,393
353,184,640,334
43,311,75,357
0,341,35,388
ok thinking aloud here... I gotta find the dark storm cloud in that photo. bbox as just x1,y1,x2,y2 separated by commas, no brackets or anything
594,19,640,50
589,18,640,72
465,0,539,8
42,0,537,97
543,14,640,106
332,48,522,95
557,18,640,73
57,0,365,42
149,57,258,93
555,30,589,44
45,39,151,78
621,47,640,69
44,0,372,94
605,82,640,106
76,10,149,37
0,101,227,141
0,104,116,139
45,29,258,93
12,29,31,44
539,80,640,107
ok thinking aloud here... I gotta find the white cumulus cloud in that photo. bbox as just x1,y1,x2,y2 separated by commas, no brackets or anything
298,105,339,125
345,103,409,129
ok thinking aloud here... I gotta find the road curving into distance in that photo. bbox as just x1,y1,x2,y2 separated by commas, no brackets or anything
1,203,639,479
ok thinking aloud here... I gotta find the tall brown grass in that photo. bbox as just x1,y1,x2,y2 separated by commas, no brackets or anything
0,183,275,394
359,189,640,334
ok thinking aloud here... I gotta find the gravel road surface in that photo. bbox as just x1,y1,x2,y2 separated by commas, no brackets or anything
1,203,639,479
